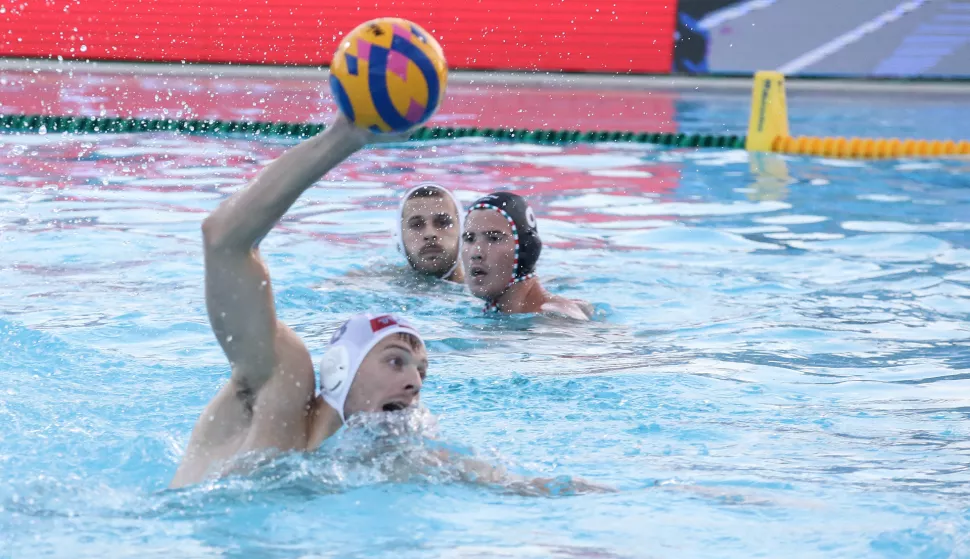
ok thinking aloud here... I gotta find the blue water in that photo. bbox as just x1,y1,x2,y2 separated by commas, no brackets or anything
2,91,970,558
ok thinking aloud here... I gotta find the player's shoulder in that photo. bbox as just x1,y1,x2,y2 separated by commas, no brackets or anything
272,321,316,382
541,296,592,321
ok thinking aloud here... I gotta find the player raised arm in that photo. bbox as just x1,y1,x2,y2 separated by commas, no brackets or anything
171,117,386,488
201,116,370,395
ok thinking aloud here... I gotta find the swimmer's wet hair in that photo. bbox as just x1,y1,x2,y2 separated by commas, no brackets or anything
407,186,446,200
393,332,424,352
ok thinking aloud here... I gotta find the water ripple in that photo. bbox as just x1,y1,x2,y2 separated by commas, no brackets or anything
1,131,969,558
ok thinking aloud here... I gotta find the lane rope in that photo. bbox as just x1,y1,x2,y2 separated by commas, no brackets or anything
0,114,748,148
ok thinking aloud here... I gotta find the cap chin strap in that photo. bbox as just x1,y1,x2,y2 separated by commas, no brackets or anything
402,247,460,280
484,272,538,314
441,258,461,281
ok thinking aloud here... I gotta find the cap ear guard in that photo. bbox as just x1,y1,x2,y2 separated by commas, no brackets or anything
517,229,541,277
319,345,350,394
525,206,537,230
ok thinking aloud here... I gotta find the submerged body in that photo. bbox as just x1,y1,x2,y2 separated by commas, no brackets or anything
172,117,427,488
171,116,605,495
462,192,592,319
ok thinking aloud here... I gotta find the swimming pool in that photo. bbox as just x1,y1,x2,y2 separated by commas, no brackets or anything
2,71,970,558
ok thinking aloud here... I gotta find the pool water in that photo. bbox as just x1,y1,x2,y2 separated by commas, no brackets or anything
2,81,970,558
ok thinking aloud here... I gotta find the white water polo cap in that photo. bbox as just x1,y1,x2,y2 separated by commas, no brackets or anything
318,313,425,422
393,183,464,279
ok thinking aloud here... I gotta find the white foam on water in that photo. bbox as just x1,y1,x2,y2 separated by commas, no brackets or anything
61,188,220,201
688,151,751,166
526,153,646,170
588,169,654,178
451,190,491,204
603,200,791,217
514,175,555,182
464,144,565,154
411,167,450,176
936,248,970,266
788,234,953,262
535,218,597,236
299,210,393,235
161,167,249,177
609,225,781,252
894,162,942,171
97,209,202,224
754,215,829,225
841,221,970,233
0,135,93,147
857,194,911,203
299,202,358,212
586,219,677,230
431,152,644,171
95,146,250,157
917,295,970,316
945,270,970,284
865,320,970,342
913,281,970,298
754,255,893,286
127,177,240,188
549,193,649,209
766,232,845,241
311,188,395,200
97,175,145,184
536,232,575,245
316,180,389,189
591,141,661,151
816,159,869,168
723,225,789,234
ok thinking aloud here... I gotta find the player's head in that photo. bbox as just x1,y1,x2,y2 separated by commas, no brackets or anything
396,184,462,278
318,313,427,422
461,192,541,301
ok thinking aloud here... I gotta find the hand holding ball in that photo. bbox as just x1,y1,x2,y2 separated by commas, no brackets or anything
329,18,448,133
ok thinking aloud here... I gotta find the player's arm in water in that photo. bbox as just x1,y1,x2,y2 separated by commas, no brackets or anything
430,449,613,496
171,115,397,488
540,297,594,321
461,457,612,496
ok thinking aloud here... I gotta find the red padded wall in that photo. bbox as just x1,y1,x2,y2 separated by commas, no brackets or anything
1,0,676,73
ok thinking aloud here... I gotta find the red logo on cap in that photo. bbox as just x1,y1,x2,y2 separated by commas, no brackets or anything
370,315,399,332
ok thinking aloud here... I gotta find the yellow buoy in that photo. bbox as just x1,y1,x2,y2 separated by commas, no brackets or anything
745,71,790,152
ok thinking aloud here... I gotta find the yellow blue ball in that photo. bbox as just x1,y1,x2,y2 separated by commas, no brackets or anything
329,18,448,133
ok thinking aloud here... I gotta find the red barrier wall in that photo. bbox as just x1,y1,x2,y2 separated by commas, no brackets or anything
0,0,676,73
0,71,679,132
